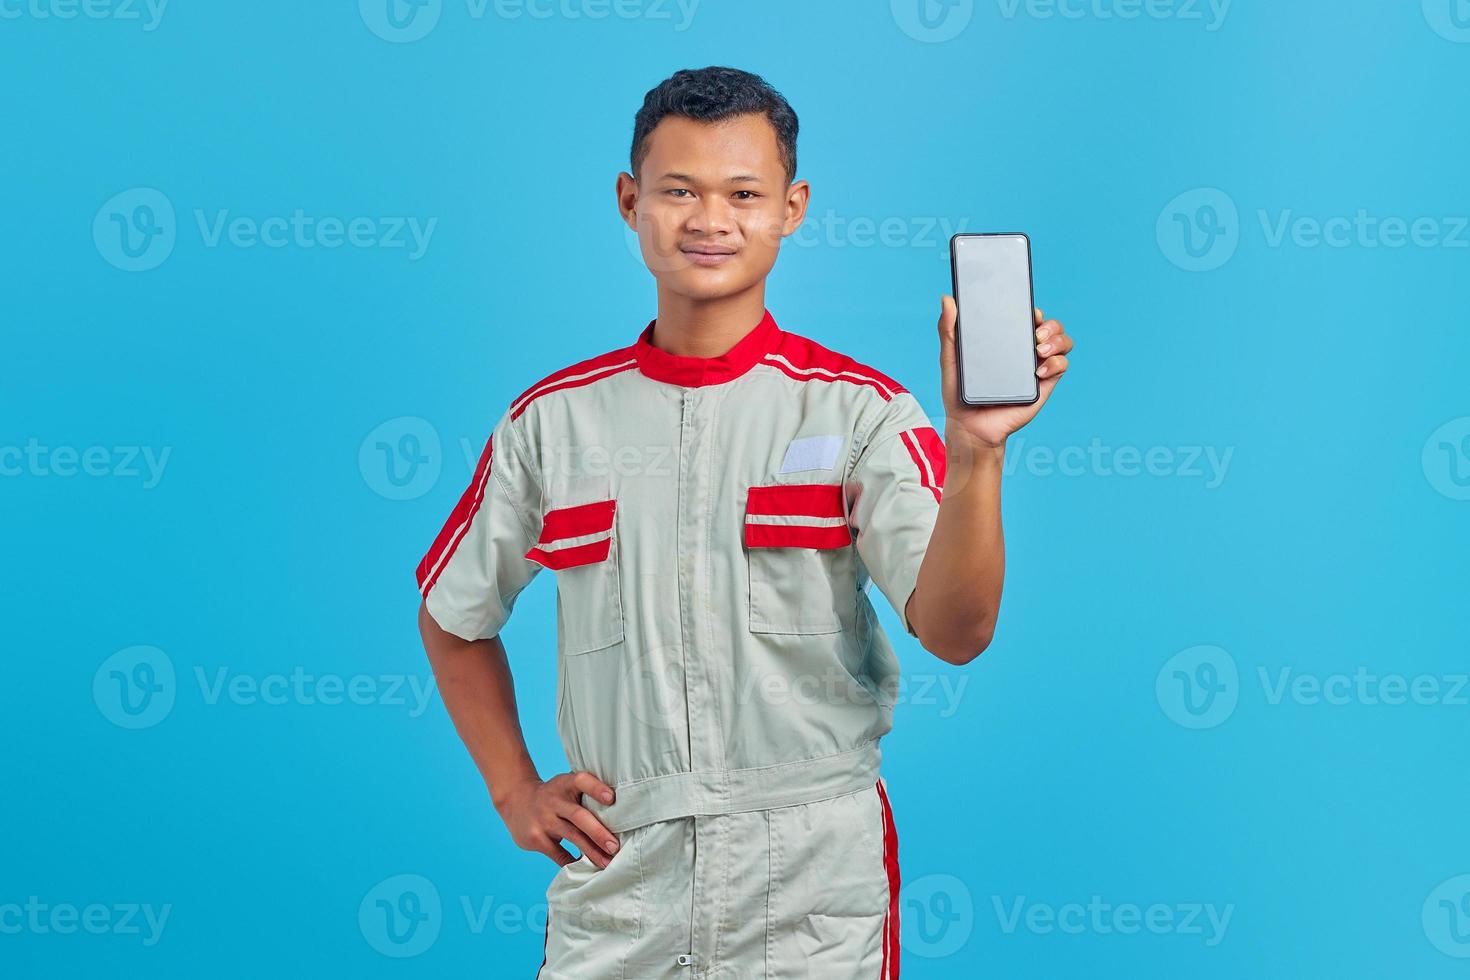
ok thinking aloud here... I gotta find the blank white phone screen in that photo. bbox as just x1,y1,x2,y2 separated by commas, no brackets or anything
954,235,1036,404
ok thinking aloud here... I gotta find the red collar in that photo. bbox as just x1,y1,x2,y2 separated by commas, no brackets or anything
633,309,782,387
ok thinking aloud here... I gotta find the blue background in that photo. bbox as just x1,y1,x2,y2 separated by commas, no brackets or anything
4,0,1469,975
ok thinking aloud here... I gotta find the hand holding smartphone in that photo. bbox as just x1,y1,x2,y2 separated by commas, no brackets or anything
950,233,1039,406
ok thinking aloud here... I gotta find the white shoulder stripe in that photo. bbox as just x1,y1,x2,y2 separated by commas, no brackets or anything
761,353,897,397
510,357,637,416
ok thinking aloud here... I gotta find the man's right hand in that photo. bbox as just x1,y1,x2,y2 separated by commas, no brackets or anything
497,771,620,869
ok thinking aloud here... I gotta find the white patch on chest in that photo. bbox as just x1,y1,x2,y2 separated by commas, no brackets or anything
778,435,843,474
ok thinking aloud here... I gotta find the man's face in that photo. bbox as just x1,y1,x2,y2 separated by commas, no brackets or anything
618,113,809,302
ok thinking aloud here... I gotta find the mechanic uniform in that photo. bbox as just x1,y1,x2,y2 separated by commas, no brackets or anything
416,309,946,979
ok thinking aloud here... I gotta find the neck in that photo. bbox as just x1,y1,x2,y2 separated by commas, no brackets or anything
651,283,769,358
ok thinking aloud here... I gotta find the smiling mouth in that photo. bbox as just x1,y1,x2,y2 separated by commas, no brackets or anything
680,246,737,267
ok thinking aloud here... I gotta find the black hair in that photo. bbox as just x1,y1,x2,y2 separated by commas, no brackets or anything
630,66,799,185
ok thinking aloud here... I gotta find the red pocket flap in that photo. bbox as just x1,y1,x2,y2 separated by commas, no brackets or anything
526,498,615,569
744,483,851,550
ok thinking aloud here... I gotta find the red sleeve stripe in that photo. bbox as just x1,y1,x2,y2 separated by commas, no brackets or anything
746,482,845,518
877,778,901,980
416,435,496,597
744,522,851,549
536,499,616,543
912,426,946,490
898,429,943,504
510,352,637,420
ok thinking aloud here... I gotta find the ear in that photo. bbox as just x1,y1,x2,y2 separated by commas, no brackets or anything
615,171,639,230
782,179,811,237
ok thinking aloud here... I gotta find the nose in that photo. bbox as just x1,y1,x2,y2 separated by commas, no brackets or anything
685,196,736,238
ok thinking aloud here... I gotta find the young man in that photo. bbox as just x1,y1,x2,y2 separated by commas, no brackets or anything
416,66,1072,978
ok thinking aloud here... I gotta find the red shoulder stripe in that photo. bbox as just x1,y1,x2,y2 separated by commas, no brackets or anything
763,331,908,399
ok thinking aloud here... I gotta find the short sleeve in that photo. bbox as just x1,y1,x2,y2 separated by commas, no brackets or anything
415,408,544,641
847,392,946,637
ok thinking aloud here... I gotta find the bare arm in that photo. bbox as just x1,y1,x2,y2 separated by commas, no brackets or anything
419,601,621,868
905,435,1007,664
906,298,1073,665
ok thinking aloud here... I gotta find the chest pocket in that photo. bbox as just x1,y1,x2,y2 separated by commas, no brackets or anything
526,483,625,656
744,482,858,635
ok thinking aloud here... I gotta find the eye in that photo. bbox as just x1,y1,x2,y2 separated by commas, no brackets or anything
733,191,759,200
665,188,692,198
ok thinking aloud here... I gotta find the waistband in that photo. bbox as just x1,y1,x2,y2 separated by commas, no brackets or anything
584,740,883,834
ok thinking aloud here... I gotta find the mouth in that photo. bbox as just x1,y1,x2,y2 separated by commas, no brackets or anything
680,245,738,267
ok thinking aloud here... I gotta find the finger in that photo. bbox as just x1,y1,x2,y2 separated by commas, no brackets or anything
569,770,616,807
938,294,957,337
1033,318,1067,344
1034,307,1045,326
555,819,613,869
1036,354,1069,379
1035,324,1073,357
557,801,621,858
538,835,578,868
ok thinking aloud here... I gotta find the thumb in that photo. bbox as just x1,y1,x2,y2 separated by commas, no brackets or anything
936,294,959,408
937,294,957,365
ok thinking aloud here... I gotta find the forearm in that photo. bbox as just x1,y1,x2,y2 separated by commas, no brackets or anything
418,602,539,811
906,425,1007,664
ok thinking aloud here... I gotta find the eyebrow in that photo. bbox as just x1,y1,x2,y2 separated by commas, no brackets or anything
658,171,764,184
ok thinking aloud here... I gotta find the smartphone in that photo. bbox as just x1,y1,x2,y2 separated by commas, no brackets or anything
950,233,1039,406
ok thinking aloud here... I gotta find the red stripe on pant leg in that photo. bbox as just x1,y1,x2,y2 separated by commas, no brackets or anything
912,426,947,492
744,522,852,549
877,780,901,979
746,483,845,518
538,499,616,543
898,430,942,506
416,435,494,596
